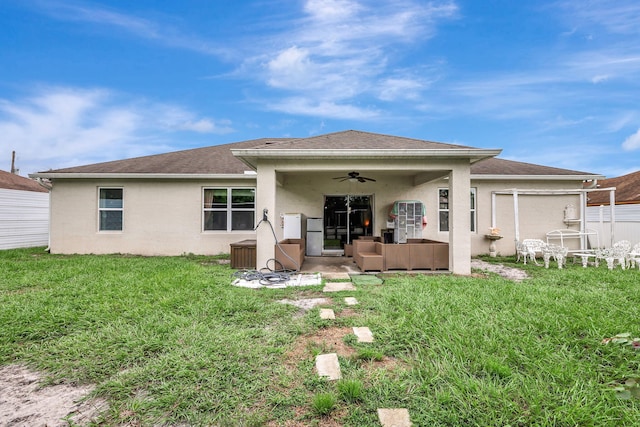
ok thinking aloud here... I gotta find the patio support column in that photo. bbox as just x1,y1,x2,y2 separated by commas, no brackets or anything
255,162,277,270
449,163,471,275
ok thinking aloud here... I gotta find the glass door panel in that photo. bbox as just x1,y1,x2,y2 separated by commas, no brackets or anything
323,195,372,250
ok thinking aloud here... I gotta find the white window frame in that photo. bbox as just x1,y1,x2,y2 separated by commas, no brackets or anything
203,187,256,232
98,187,124,232
438,187,477,233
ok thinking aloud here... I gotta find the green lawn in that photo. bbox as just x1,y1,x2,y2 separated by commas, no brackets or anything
2,248,640,426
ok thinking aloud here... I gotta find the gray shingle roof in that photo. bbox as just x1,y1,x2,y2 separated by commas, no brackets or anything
252,130,472,150
43,138,287,175
36,130,599,178
470,157,595,176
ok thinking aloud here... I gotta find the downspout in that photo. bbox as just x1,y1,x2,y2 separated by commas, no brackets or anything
513,190,520,243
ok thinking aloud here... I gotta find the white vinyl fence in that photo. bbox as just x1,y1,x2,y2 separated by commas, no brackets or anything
0,188,49,249
586,204,640,247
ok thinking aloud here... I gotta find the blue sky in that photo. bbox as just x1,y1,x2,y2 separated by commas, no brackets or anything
2,0,639,177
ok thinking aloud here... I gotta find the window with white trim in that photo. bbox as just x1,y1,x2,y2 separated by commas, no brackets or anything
438,188,477,232
99,188,123,231
203,188,255,231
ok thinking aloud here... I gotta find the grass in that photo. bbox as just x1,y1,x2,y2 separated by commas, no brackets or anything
2,248,640,425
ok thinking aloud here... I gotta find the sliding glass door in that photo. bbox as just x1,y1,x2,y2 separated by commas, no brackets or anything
323,195,373,250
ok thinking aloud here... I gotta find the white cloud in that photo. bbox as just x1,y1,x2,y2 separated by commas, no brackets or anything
32,0,230,57
0,86,232,174
378,77,426,101
622,128,640,151
556,1,640,35
304,0,362,22
267,97,380,120
254,0,458,116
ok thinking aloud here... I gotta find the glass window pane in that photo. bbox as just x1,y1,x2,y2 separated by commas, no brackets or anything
439,189,449,209
470,212,476,232
232,211,254,230
100,211,122,231
204,189,227,209
470,190,476,209
204,211,227,230
232,189,255,209
99,188,123,209
439,211,449,232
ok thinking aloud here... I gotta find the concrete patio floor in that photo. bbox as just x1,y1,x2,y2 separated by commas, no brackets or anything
298,255,450,276
299,256,361,274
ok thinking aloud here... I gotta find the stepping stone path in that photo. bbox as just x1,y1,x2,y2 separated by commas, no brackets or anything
314,276,410,425
377,408,412,427
353,326,374,343
315,353,341,380
344,297,358,305
319,308,335,320
323,282,356,292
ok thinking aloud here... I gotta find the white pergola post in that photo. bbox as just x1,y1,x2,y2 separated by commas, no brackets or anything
609,189,616,246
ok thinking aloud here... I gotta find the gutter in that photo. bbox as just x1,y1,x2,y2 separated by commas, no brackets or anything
471,174,604,181
29,173,257,180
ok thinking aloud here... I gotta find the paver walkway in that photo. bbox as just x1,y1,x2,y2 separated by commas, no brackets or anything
313,278,411,425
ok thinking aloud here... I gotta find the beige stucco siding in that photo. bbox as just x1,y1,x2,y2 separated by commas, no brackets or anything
470,180,584,256
49,178,256,255
48,174,588,261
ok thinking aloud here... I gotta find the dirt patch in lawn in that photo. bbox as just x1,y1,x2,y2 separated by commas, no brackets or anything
0,364,107,427
471,259,529,282
284,326,357,370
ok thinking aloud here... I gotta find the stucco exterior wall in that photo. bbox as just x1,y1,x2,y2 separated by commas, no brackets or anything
49,178,256,255
47,174,587,260
471,180,584,256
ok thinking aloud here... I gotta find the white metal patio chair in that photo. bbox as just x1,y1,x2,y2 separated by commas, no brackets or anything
542,244,568,269
596,240,632,270
516,239,546,266
627,243,640,270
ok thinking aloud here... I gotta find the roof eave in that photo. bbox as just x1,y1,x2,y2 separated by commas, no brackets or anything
232,148,503,169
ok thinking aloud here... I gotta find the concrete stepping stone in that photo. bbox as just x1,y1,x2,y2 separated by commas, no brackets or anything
322,272,351,280
344,297,358,306
323,282,356,292
319,308,335,320
315,353,341,380
377,408,411,427
353,326,374,343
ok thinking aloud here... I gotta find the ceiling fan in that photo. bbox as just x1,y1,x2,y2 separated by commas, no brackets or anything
333,171,376,183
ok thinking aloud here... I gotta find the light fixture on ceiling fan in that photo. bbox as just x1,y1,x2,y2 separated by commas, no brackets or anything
332,171,376,183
